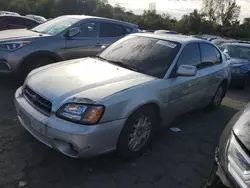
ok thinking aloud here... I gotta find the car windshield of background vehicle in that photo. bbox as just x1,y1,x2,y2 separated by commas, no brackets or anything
30,17,79,35
227,45,250,61
98,36,181,78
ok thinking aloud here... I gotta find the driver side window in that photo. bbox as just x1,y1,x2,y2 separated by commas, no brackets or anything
177,43,201,68
75,22,98,38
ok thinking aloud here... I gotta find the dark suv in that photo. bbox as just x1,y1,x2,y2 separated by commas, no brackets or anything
0,15,39,31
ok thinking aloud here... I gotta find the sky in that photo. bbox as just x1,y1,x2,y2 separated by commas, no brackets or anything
109,0,250,20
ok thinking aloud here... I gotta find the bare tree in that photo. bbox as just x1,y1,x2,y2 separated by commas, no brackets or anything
202,0,240,26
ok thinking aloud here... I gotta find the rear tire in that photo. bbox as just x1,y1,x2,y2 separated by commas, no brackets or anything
208,84,225,110
117,107,158,159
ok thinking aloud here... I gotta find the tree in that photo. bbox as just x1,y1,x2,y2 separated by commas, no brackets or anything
202,0,218,23
1,0,250,39
216,0,240,26
243,18,250,25
202,0,240,26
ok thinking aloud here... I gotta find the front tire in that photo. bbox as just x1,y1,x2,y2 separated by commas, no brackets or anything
117,107,158,159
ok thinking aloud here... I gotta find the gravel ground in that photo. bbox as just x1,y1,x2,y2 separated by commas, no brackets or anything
0,80,249,188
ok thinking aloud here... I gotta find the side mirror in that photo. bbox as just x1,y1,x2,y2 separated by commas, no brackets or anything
223,49,229,54
101,45,106,50
177,65,197,77
66,27,81,37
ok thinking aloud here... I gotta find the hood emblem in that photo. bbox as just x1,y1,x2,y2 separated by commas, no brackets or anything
31,94,37,102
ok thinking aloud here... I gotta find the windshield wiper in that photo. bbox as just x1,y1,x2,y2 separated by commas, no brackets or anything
108,60,138,72
96,55,107,62
96,56,137,72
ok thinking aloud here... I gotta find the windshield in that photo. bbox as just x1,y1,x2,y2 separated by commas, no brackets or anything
31,16,79,35
98,35,181,78
226,45,250,61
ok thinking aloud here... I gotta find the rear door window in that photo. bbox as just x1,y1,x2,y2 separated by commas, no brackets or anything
99,22,124,37
24,19,38,27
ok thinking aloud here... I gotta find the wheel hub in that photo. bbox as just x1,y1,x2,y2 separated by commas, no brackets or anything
128,114,152,152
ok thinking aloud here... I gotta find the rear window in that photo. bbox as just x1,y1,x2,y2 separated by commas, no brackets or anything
99,22,124,37
99,36,181,78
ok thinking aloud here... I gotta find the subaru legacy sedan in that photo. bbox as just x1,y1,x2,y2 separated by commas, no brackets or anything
15,34,231,158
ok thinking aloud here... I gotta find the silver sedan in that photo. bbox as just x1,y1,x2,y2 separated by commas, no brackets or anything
14,33,231,158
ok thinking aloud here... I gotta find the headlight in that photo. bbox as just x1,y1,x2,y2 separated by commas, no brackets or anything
0,41,31,51
227,134,250,187
227,110,250,187
56,103,105,125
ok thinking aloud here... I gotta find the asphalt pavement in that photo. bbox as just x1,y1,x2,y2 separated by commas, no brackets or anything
0,80,249,188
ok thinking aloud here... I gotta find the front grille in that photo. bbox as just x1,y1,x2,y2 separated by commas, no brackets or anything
23,86,52,116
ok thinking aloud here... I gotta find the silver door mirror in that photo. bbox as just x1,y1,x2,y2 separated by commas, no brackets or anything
101,45,106,50
177,65,197,77
67,27,81,37
223,49,229,54
223,49,230,58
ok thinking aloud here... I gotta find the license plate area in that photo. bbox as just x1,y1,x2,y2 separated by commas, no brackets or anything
19,110,30,126
19,110,47,134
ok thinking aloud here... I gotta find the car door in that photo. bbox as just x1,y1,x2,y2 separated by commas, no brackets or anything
0,17,8,30
7,17,26,29
167,43,208,117
98,22,127,49
64,21,101,59
199,43,225,102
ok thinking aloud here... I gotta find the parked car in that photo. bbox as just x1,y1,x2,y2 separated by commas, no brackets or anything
0,15,138,78
206,102,250,188
0,15,39,31
14,33,231,158
212,38,238,47
219,43,250,89
154,30,178,34
190,35,207,40
0,11,20,16
26,14,47,23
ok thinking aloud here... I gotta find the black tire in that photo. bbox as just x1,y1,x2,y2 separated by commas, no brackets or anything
117,106,158,159
18,57,55,83
209,83,225,109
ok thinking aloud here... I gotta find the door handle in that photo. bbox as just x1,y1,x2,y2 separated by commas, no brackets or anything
95,43,102,47
197,78,202,83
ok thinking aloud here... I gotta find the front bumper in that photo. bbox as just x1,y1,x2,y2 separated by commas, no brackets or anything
0,50,19,74
207,160,240,188
14,87,126,158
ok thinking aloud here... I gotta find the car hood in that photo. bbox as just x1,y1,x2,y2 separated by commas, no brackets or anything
0,29,48,42
230,58,250,68
233,103,250,152
25,58,155,109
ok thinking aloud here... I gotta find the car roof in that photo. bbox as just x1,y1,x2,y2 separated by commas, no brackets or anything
132,33,211,45
0,11,20,16
224,42,250,47
0,14,39,22
60,15,138,28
